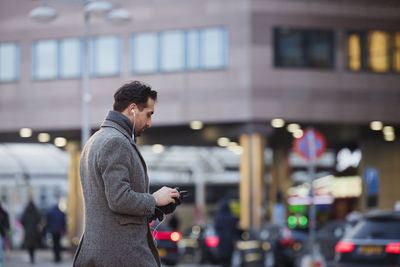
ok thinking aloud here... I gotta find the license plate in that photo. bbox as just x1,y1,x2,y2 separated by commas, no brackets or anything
158,248,167,257
358,245,383,255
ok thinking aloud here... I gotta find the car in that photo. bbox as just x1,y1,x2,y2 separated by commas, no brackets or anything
334,211,400,266
232,223,308,267
178,222,220,264
231,227,278,267
151,221,182,266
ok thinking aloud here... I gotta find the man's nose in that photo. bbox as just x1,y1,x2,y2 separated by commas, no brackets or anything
146,118,152,128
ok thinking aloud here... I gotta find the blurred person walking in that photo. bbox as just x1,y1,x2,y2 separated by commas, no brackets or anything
215,199,238,267
73,81,181,267
21,201,41,264
0,202,10,248
46,203,66,263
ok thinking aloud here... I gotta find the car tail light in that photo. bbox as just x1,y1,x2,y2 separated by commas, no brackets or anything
280,238,295,247
170,231,182,242
386,243,400,254
152,231,181,242
205,236,219,247
335,241,355,253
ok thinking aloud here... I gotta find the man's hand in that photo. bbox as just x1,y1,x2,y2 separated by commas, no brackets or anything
152,186,180,206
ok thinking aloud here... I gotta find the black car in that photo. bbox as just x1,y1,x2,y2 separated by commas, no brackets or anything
334,211,400,266
179,222,220,264
151,221,182,265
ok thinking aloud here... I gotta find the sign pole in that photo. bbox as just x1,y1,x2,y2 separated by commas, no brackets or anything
306,127,317,265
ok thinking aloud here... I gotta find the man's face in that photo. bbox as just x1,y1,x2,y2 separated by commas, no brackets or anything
134,98,155,136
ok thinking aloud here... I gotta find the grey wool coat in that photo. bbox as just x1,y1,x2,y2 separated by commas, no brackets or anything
73,110,161,267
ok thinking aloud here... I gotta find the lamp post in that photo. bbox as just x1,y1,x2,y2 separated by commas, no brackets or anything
29,0,131,249
29,1,131,149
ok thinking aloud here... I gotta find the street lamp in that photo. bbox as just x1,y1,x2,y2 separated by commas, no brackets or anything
29,1,132,149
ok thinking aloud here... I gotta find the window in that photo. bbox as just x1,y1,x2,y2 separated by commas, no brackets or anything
33,38,82,80
131,27,228,74
201,28,228,69
186,30,200,69
274,28,334,68
346,30,400,73
131,33,158,73
92,36,121,76
394,32,400,72
160,31,185,72
60,38,81,78
33,40,58,79
0,42,19,82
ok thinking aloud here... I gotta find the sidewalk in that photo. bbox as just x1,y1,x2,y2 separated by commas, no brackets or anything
2,249,74,267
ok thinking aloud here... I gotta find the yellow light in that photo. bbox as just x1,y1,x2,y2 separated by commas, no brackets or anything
20,128,32,138
227,142,238,148
383,126,394,135
370,121,383,131
152,144,164,154
348,34,361,71
394,32,400,72
293,129,304,139
58,197,67,213
54,137,67,147
190,121,203,130
72,237,80,246
38,133,50,142
217,137,230,147
229,146,243,155
384,134,395,142
170,232,182,242
368,30,389,72
287,123,300,133
271,118,285,128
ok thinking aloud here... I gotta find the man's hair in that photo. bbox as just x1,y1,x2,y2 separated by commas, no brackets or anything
113,81,157,112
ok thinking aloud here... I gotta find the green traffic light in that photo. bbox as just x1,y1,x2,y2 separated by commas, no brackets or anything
299,216,308,227
287,215,297,228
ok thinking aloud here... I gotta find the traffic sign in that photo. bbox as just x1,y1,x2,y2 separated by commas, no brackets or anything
294,129,326,161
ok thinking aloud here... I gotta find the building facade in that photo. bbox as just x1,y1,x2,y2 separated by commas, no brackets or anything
1,0,400,229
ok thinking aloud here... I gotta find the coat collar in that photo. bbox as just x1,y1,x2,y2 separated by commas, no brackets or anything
101,110,135,145
101,110,147,172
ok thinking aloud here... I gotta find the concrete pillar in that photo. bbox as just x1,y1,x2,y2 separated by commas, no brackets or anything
65,142,84,251
359,140,400,211
239,133,266,230
270,148,290,224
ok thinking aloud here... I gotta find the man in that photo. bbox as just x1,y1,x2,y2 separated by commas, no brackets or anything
73,81,180,267
46,202,66,262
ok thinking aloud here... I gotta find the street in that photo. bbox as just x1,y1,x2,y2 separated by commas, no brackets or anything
1,249,220,267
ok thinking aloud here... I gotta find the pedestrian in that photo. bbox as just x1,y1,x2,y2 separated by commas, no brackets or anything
46,203,66,263
0,201,10,262
73,81,181,267
0,202,10,247
21,201,41,264
215,199,238,267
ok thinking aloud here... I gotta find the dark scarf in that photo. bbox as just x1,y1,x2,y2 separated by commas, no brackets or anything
104,110,137,142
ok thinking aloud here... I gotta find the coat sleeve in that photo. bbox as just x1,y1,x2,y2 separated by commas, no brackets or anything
97,136,156,217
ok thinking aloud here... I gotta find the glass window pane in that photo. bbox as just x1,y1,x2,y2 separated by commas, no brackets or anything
35,40,58,79
368,30,389,72
60,38,81,78
202,28,226,69
393,32,400,72
308,31,333,68
348,33,361,71
94,36,120,76
160,31,184,72
132,33,158,73
0,43,18,81
275,29,303,67
187,30,200,69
